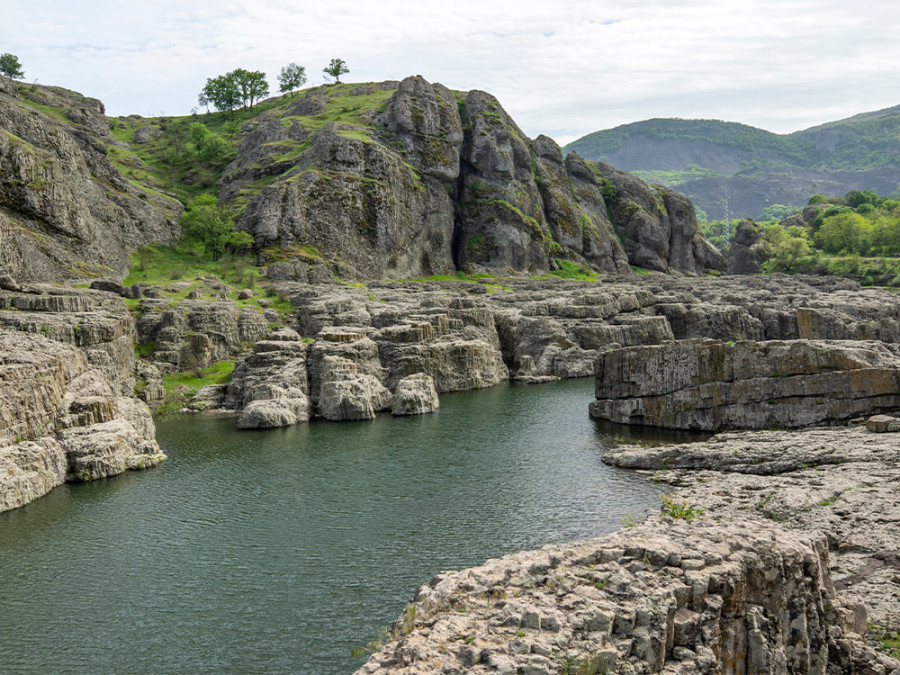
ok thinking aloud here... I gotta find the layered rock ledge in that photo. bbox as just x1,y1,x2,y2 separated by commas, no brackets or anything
589,338,900,431
602,423,900,668
0,286,164,512
356,514,898,674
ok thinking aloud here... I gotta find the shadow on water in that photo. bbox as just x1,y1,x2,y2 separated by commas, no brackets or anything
0,378,690,674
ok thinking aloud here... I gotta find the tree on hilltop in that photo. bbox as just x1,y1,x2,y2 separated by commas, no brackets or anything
278,63,307,97
323,58,349,84
232,68,269,110
0,53,24,80
201,74,241,117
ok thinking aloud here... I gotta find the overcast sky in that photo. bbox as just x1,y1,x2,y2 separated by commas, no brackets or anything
4,0,899,145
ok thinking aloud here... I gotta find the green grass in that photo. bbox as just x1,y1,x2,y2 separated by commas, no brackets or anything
107,83,396,204
546,259,596,281
157,360,235,415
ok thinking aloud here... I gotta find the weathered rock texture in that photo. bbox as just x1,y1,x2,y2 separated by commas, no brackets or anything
594,162,726,275
392,373,439,416
603,424,900,662
196,273,900,430
590,338,900,431
0,285,163,512
0,83,180,282
226,76,720,279
136,296,269,373
357,515,897,674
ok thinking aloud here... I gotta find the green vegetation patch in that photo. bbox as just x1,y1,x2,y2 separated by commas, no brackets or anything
158,360,235,415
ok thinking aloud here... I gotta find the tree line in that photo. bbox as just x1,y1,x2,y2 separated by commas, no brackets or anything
198,58,350,116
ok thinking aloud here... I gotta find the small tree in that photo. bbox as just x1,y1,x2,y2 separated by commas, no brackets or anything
201,74,241,117
0,53,24,80
323,58,349,84
181,194,238,261
278,63,307,97
232,68,269,110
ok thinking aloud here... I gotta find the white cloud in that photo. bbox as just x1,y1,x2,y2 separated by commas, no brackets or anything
5,0,900,140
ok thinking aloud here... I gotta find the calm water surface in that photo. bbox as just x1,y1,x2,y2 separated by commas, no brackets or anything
0,379,679,674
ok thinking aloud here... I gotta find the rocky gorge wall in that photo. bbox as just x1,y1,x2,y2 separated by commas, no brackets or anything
0,78,181,283
226,76,725,279
0,284,164,512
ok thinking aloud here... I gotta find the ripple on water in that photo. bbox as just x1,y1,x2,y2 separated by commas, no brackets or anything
0,379,679,674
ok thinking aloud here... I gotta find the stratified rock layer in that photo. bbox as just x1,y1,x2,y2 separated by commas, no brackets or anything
589,338,900,430
357,516,897,675
602,424,900,661
0,286,163,512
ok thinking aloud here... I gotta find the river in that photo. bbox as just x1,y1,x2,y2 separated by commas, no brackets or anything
0,378,689,674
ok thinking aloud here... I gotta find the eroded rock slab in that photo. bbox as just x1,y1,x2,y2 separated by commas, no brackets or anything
356,516,897,674
590,338,900,430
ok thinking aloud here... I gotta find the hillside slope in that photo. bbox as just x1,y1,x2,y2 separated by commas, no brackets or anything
1,76,725,283
0,79,181,282
564,110,900,220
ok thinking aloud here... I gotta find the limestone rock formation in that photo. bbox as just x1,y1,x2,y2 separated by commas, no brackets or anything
136,298,269,373
0,286,163,512
602,425,900,654
590,338,900,430
0,83,181,282
356,515,895,674
594,162,727,275
223,76,716,278
208,274,900,429
391,373,439,415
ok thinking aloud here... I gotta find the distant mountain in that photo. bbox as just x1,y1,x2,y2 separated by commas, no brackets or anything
563,108,900,220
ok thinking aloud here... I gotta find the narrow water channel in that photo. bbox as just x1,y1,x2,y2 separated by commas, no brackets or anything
0,379,680,674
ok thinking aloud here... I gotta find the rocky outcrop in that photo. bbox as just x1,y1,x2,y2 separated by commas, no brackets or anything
225,76,715,278
0,83,180,282
0,285,163,512
136,297,269,372
590,338,900,430
391,373,439,415
725,219,767,275
357,515,896,674
594,162,727,275
602,424,900,659
206,274,900,429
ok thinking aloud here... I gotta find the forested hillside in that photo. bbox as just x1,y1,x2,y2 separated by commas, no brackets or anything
564,107,900,221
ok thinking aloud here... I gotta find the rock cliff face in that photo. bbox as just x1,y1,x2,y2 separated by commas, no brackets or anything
0,82,181,283
595,162,726,275
0,285,164,512
357,516,895,674
590,338,900,430
159,272,900,431
227,76,719,279
603,424,900,672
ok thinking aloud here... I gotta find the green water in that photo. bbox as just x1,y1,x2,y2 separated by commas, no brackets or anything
0,379,678,674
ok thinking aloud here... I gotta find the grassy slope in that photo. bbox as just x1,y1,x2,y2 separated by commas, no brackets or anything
108,83,396,206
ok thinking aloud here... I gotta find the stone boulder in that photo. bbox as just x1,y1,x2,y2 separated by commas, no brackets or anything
237,395,310,429
590,338,900,430
391,373,439,416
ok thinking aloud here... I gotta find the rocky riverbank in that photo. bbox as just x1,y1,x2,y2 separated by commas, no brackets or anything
355,420,900,674
0,283,163,512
